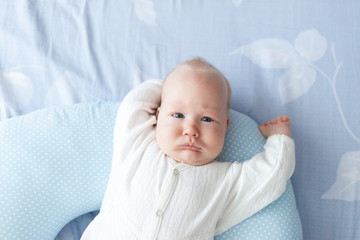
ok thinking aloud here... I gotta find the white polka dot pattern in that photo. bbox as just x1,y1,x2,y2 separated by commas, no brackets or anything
0,104,302,240
0,102,118,240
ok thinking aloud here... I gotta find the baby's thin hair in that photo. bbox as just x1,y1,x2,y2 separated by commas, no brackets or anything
164,57,232,110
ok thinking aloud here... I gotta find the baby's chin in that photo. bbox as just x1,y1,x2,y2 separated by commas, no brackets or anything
171,155,215,166
158,144,219,166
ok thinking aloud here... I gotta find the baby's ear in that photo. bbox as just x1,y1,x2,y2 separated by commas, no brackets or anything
156,107,160,120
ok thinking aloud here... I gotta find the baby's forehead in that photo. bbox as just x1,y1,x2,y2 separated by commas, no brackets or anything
163,65,227,96
163,97,224,114
166,64,224,86
176,63,218,76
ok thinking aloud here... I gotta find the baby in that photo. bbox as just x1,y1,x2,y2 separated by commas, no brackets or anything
81,58,295,240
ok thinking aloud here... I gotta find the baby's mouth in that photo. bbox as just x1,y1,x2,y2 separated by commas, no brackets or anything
180,143,201,152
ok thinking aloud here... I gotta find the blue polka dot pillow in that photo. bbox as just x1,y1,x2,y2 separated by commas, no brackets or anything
0,102,302,240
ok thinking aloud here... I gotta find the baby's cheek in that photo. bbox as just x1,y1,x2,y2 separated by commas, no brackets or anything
208,134,225,155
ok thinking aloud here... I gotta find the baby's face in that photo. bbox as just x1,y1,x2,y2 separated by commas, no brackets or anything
156,65,229,166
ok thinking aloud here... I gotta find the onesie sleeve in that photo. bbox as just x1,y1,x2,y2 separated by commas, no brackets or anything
215,134,295,234
112,79,162,166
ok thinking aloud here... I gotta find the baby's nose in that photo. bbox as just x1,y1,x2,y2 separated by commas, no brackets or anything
183,122,199,138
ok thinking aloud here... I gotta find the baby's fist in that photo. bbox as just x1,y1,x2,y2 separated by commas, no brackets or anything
259,116,292,138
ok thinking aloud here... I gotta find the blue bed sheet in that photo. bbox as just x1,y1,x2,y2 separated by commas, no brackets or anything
1,1,359,239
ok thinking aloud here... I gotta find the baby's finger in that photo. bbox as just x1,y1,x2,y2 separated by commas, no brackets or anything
280,116,290,122
260,121,268,127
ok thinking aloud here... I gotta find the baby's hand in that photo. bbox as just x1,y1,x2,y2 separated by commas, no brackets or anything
259,116,291,138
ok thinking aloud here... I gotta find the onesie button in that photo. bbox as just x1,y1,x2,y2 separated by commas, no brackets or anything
156,209,163,217
173,169,179,175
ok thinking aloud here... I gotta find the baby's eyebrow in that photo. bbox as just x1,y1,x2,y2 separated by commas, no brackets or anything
200,104,223,114
165,100,185,108
164,100,223,115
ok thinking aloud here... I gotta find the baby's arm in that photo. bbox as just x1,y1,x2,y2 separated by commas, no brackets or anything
112,80,162,162
218,118,294,231
258,116,291,138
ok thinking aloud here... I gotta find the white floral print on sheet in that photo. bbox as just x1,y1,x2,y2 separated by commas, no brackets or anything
0,69,34,120
231,29,360,201
322,151,360,201
232,0,243,7
45,71,87,107
231,29,326,105
133,0,157,26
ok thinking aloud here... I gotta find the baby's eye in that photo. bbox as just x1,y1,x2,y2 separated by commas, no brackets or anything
172,113,184,118
201,116,213,122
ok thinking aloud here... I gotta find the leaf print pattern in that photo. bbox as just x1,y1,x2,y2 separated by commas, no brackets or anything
231,29,327,105
45,71,85,106
294,29,327,62
322,151,360,201
232,0,243,7
231,38,298,69
278,66,316,104
133,0,157,26
0,71,33,119
232,29,360,201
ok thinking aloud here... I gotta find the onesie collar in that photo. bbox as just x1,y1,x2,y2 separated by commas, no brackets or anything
169,158,192,172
